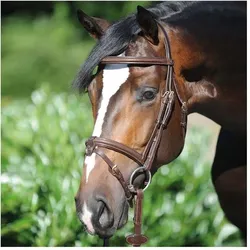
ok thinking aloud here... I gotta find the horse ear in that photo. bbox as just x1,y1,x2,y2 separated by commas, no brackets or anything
136,6,159,45
77,9,110,39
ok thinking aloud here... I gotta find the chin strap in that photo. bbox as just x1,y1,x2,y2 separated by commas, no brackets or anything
126,189,148,247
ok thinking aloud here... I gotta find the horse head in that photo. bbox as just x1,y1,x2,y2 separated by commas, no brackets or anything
74,6,188,239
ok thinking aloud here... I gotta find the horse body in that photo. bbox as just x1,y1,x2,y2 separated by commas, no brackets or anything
165,14,246,238
164,5,247,237
74,1,246,245
165,10,246,133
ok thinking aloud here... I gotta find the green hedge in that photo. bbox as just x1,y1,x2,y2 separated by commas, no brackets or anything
1,2,151,100
1,3,94,99
1,86,242,246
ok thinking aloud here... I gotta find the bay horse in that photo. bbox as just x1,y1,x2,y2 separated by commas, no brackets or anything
74,1,246,246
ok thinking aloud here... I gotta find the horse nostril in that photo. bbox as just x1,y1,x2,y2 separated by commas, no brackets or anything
98,201,111,228
94,199,114,230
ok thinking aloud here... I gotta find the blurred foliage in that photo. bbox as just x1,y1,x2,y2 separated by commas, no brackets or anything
74,1,151,22
1,1,243,247
2,3,93,99
1,1,151,99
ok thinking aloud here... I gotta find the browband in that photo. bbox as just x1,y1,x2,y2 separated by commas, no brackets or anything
101,56,173,66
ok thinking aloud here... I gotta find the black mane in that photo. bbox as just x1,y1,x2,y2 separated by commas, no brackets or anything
73,1,246,92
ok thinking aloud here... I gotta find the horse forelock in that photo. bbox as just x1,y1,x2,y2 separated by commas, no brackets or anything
72,2,195,93
72,1,245,92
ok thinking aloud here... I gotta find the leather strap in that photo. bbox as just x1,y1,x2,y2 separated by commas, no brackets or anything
94,147,133,205
86,137,144,166
126,190,148,247
101,56,173,66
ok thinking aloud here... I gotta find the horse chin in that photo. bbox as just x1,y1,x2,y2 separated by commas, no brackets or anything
95,227,116,239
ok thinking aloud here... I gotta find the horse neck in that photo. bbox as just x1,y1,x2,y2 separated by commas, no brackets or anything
164,23,246,134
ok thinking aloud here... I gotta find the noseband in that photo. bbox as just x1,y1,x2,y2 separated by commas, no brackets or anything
85,21,188,246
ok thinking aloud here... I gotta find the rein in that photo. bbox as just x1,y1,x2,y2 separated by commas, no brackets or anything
85,21,188,247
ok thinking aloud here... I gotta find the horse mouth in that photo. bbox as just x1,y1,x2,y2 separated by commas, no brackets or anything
83,223,95,236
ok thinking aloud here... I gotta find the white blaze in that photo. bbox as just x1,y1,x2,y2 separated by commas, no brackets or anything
82,203,95,234
85,62,129,182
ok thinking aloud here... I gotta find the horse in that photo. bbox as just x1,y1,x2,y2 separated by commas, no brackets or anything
73,1,246,246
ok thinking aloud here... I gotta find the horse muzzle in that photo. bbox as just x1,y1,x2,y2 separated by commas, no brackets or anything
75,189,129,239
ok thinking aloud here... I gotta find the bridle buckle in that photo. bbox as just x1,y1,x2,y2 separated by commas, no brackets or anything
112,164,117,171
85,136,97,156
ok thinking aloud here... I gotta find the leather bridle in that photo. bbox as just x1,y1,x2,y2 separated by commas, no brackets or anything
85,21,188,247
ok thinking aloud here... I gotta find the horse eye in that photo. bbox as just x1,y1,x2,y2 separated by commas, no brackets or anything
142,90,156,101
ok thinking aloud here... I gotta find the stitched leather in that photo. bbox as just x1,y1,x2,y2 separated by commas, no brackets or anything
86,137,144,166
101,56,174,66
94,148,133,205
